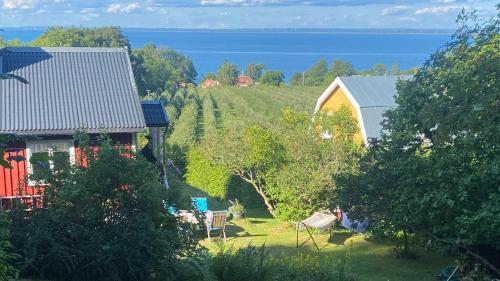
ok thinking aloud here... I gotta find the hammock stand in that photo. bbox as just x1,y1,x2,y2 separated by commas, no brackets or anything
296,210,337,251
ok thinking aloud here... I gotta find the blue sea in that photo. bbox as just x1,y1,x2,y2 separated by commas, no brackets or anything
1,27,453,80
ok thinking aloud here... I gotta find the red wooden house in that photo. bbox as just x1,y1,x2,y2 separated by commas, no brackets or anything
0,47,168,209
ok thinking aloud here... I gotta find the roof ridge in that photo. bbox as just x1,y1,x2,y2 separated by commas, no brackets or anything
360,105,394,108
1,47,128,53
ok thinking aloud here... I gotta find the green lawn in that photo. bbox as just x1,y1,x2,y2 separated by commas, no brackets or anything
177,181,452,281
199,208,451,281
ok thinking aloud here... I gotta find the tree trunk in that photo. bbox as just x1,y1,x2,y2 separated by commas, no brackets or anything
403,228,409,255
236,172,275,215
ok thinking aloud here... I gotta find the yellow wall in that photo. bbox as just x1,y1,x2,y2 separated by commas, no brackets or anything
319,86,364,143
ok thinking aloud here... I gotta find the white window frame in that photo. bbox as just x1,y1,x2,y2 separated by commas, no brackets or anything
26,139,76,185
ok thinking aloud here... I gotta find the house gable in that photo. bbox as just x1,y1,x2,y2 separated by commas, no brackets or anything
318,85,364,143
315,75,410,146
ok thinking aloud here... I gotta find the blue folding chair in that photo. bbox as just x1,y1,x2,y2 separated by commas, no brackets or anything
191,197,208,213
163,200,177,215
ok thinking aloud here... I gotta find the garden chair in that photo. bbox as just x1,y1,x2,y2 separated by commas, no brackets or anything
296,210,337,251
191,197,208,213
206,210,227,242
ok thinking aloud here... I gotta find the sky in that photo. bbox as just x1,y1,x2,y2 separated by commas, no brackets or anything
0,0,498,29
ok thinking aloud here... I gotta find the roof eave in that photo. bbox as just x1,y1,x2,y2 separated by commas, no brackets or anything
0,127,147,136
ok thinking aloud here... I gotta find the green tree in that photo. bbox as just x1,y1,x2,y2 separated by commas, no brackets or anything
0,37,23,47
371,63,388,76
335,10,500,273
201,72,217,82
329,60,356,81
245,63,266,81
267,108,362,221
202,108,362,220
11,135,205,280
217,61,240,86
259,71,285,86
303,59,329,86
289,72,303,86
133,44,197,95
203,126,287,214
390,63,401,75
32,26,130,48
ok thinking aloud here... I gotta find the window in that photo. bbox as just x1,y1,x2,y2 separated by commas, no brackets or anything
26,140,75,184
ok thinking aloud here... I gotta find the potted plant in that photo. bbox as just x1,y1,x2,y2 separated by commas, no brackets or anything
228,199,245,219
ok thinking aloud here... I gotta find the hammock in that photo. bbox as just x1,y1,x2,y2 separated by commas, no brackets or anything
296,210,337,251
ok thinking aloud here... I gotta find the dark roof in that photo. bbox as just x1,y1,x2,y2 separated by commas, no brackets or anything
0,47,146,135
141,101,169,127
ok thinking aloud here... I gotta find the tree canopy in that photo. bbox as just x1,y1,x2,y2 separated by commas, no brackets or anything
217,61,240,86
335,11,500,274
259,71,285,86
303,59,329,86
328,60,357,81
246,63,266,81
32,26,130,48
132,44,197,95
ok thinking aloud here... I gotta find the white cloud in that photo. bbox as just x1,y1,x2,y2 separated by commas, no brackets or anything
415,5,463,15
381,5,410,16
80,7,99,20
106,2,141,13
80,7,95,13
2,0,37,9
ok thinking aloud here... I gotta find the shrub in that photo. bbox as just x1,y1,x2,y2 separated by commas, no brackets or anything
186,146,231,200
209,244,271,281
209,245,356,281
166,101,199,168
11,135,204,281
0,211,18,280
271,254,355,281
202,94,218,137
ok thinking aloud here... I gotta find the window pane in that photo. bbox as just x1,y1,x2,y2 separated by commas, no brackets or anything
30,152,50,175
52,151,70,171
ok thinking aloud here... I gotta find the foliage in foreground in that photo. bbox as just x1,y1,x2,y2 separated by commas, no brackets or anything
10,135,204,281
335,10,500,275
0,211,18,280
210,244,356,281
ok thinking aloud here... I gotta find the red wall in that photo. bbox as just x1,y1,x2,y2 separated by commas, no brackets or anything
0,133,134,198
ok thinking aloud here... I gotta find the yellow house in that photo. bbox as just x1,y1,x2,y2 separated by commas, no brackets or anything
314,75,410,146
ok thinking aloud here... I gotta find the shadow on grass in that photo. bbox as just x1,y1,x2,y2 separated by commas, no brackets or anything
330,231,355,246
247,219,267,224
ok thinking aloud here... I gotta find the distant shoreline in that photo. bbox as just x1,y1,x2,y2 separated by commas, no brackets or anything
2,26,455,35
